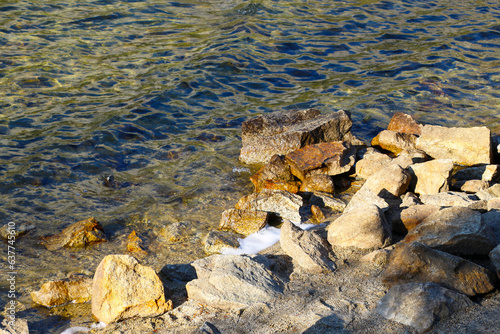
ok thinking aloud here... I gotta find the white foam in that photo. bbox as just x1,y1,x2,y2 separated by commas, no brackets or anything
60,322,106,334
222,223,317,255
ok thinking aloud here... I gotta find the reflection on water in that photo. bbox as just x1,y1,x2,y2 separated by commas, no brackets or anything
0,0,499,331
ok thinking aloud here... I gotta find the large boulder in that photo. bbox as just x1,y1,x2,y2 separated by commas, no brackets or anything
92,255,173,324
404,207,497,256
409,159,454,195
186,254,284,310
239,109,356,164
42,217,107,251
381,242,497,297
482,210,500,245
280,220,335,273
376,282,473,334
415,125,492,166
327,204,392,249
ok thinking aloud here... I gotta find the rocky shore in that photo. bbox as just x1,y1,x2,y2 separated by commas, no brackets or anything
4,109,500,334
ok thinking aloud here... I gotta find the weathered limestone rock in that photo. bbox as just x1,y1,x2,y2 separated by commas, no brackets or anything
419,191,478,207
453,180,490,193
236,189,304,224
280,220,335,273
31,274,92,307
392,149,428,169
376,282,473,334
371,130,417,155
355,150,392,179
285,142,352,180
309,192,346,212
239,109,356,164
258,180,301,194
92,254,173,324
186,254,284,310
381,242,497,297
43,217,107,251
416,125,492,165
299,174,335,193
409,159,454,195
453,164,499,183
327,204,392,249
249,154,295,193
488,198,500,211
481,210,500,245
476,184,500,200
401,192,422,206
399,205,441,232
203,231,240,255
219,209,268,236
387,112,422,136
359,163,411,198
344,187,389,213
360,247,393,266
490,244,500,279
126,230,147,257
404,207,496,256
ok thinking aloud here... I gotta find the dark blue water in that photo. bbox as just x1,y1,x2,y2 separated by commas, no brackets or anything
0,0,499,332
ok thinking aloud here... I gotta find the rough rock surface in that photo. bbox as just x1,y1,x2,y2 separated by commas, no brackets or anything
399,204,441,232
327,204,392,249
404,207,497,256
249,154,295,192
381,242,497,297
387,112,422,136
239,109,356,164
92,254,173,324
490,244,500,279
42,217,107,251
219,209,268,236
126,230,147,256
309,192,347,212
416,125,492,165
359,163,411,198
299,174,335,193
371,130,417,155
203,231,240,255
476,184,500,200
31,274,92,307
419,191,478,207
186,254,284,310
355,150,392,179
481,210,500,245
453,179,490,193
376,282,473,334
453,164,499,183
344,187,389,213
280,220,335,273
409,159,454,195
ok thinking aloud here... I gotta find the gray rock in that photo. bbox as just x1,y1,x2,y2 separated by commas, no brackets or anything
476,184,500,200
409,159,454,195
482,210,500,245
404,207,496,256
416,124,492,165
419,191,478,207
376,282,473,334
186,254,284,310
359,163,411,198
239,109,356,164
327,204,392,249
280,220,335,273
381,242,497,297
203,230,240,255
490,244,500,279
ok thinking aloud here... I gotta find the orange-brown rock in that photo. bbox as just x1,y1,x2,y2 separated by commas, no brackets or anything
387,112,422,136
127,230,147,256
399,205,441,232
31,274,92,307
219,209,268,236
299,174,335,193
250,154,295,192
261,180,301,194
371,130,417,155
42,217,107,251
310,205,326,224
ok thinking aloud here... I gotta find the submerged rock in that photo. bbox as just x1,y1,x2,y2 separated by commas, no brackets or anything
0,222,35,240
0,318,29,334
239,109,356,164
126,230,147,257
92,254,173,324
376,282,473,334
186,254,284,310
43,217,107,251
31,273,92,307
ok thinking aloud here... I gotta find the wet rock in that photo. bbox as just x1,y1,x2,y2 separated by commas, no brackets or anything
0,318,29,334
159,222,188,243
490,245,500,279
344,187,389,213
236,189,304,224
249,154,295,193
453,164,499,183
476,184,500,200
381,242,497,297
43,217,107,251
310,204,326,223
203,231,240,255
376,282,473,334
299,174,335,193
0,222,35,240
354,150,392,179
258,179,301,194
481,210,500,245
387,112,422,136
371,130,417,155
419,191,478,207
280,220,335,273
404,207,496,256
31,273,92,307
453,179,490,193
127,230,147,257
285,142,353,180
327,204,392,249
239,109,356,164
186,254,284,310
92,254,173,324
219,209,268,236
399,204,441,232
416,125,492,165
359,163,411,198
409,159,454,195
309,192,346,212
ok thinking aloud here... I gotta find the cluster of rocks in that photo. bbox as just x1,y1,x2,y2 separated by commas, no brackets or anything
22,109,500,334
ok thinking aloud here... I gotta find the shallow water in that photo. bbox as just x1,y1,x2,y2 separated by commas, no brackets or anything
0,0,499,332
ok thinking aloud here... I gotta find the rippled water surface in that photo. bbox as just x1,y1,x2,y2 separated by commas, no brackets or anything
1,0,499,332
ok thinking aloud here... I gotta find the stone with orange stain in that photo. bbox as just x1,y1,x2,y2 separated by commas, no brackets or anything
371,130,417,155
43,217,107,251
219,209,268,236
250,154,296,193
387,112,422,136
127,230,147,256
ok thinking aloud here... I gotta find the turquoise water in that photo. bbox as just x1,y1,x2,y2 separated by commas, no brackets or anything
0,0,499,332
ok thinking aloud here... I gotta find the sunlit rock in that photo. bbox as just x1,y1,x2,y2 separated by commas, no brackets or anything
371,130,417,155
387,112,422,136
42,217,107,251
219,208,268,236
31,273,92,307
299,174,335,193
409,159,454,195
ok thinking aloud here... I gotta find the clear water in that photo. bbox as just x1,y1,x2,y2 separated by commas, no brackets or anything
0,0,499,332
